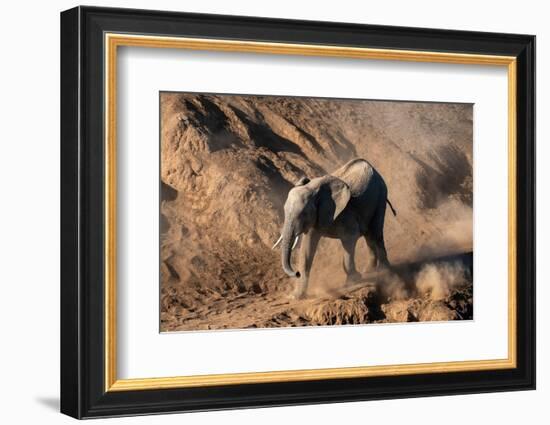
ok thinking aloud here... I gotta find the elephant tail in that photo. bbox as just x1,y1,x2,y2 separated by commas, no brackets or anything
386,198,397,217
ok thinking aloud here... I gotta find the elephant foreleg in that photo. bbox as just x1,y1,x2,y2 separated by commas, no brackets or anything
341,235,361,285
292,230,320,300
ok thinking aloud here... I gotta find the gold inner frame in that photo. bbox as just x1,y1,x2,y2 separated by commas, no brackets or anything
104,33,517,392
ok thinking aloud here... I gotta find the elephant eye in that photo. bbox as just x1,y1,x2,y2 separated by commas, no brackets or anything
295,177,310,186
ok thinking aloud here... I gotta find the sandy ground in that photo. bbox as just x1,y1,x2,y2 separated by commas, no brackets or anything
159,93,473,332
161,252,473,331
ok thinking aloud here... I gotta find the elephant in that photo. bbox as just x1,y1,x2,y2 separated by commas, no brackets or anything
272,158,396,299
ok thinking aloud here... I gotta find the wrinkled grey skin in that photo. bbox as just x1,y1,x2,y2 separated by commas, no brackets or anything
276,158,395,299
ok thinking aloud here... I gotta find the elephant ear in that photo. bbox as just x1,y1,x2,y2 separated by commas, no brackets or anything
317,177,351,228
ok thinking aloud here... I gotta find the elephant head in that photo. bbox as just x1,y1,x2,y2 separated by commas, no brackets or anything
273,175,351,278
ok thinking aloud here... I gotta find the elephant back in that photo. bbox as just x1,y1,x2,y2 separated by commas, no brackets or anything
331,158,375,198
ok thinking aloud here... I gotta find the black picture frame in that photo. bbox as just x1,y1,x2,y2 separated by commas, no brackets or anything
61,5,535,419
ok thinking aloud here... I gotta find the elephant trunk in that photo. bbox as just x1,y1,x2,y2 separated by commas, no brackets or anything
281,219,300,278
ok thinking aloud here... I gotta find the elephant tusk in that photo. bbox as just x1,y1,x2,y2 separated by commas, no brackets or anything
291,235,300,250
271,234,283,250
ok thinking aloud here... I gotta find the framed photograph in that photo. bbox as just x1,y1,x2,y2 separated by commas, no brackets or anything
60,6,535,419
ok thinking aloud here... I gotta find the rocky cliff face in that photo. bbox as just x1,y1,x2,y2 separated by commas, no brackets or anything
159,93,473,331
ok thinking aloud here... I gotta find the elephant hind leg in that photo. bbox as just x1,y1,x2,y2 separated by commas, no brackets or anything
366,206,390,269
364,235,379,270
374,235,389,268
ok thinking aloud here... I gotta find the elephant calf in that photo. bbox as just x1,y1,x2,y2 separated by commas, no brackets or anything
272,158,396,299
